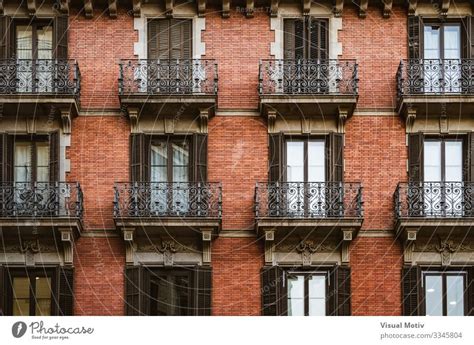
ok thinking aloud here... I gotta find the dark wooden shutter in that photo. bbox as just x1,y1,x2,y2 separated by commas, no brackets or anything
268,133,284,182
0,133,14,182
192,133,207,183
402,266,420,316
309,18,328,60
283,19,296,60
170,19,191,60
327,132,344,182
408,16,421,59
49,131,60,182
57,267,74,316
336,266,351,316
147,20,159,59
467,266,474,316
194,266,212,316
408,133,424,182
130,134,150,182
0,15,12,59
294,19,304,60
54,15,68,59
261,266,286,316
0,265,4,316
125,266,142,316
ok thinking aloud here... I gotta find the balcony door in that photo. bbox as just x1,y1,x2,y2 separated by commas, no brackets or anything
423,139,463,216
287,272,327,316
286,139,325,217
150,138,190,216
15,22,53,93
423,23,461,93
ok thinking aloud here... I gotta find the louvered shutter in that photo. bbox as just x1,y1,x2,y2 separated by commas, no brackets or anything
57,267,74,316
147,20,159,59
0,15,12,59
336,266,351,316
402,266,420,316
0,133,14,182
130,134,150,182
194,266,212,316
309,18,328,60
192,133,207,182
125,266,142,316
408,16,421,59
54,15,68,59
408,133,423,182
170,19,191,60
0,265,4,316
327,132,344,182
294,19,305,60
261,266,286,316
283,19,296,60
467,266,474,316
268,133,284,182
49,131,60,182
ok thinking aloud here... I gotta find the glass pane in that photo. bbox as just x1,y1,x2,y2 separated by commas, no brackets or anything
35,277,52,316
14,143,32,183
424,26,440,59
172,141,189,182
169,275,190,316
286,142,304,182
16,26,33,59
37,143,50,182
444,141,462,182
308,141,325,182
308,275,326,316
444,26,461,59
150,274,190,316
447,275,464,316
287,275,304,316
173,167,188,183
37,26,53,59
425,275,443,316
151,142,167,182
424,141,442,182
12,277,30,316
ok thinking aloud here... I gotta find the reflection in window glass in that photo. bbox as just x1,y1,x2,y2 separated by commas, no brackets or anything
308,275,326,316
446,276,464,316
286,142,304,182
12,277,30,316
150,273,190,316
35,277,52,316
287,275,304,316
425,275,443,316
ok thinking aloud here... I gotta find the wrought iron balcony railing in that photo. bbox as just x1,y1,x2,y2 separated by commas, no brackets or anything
113,182,222,219
255,182,363,219
394,182,474,218
258,59,358,95
0,182,83,218
0,59,81,97
397,59,474,97
118,59,218,95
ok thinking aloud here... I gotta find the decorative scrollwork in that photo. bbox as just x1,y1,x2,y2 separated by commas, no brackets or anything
0,182,83,218
0,59,81,100
113,182,222,219
259,59,358,95
394,182,474,218
255,182,363,219
118,59,218,95
397,59,474,98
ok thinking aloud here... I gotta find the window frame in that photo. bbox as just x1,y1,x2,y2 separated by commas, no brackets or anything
14,19,54,60
283,17,329,60
150,135,191,183
286,269,330,316
421,20,463,60
147,18,193,60
421,269,468,316
284,136,326,183
423,136,464,182
13,135,50,183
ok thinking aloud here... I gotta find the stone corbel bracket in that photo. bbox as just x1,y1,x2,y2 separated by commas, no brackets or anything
382,0,393,18
122,228,136,264
27,0,36,16
60,107,72,134
165,0,174,18
403,228,417,264
341,228,355,264
59,0,71,14
222,0,230,18
264,229,275,265
132,0,141,17
84,0,93,19
127,107,140,134
302,0,311,15
405,107,416,133
246,0,254,18
267,110,277,134
0,1,4,15
59,228,74,266
108,0,117,18
333,0,343,17
197,0,206,17
359,0,368,18
202,229,213,264
199,108,209,134
440,0,450,17
270,0,279,17
407,0,418,15
337,107,348,134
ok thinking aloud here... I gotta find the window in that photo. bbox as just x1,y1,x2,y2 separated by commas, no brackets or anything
287,272,327,316
14,137,50,183
283,18,328,60
423,22,461,60
147,19,192,60
423,271,466,316
149,269,192,316
151,137,190,183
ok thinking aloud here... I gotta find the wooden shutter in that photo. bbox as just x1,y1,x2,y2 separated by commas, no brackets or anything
54,15,68,59
125,266,142,316
0,265,4,316
261,266,286,316
194,266,212,316
283,19,296,60
408,133,424,182
0,133,13,182
57,267,74,316
336,266,351,316
402,266,420,316
408,16,421,59
309,18,328,60
327,132,344,182
130,134,150,182
268,133,284,182
149,19,192,60
192,133,207,182
467,266,474,316
170,19,191,60
49,131,60,182
147,20,159,59
0,15,12,59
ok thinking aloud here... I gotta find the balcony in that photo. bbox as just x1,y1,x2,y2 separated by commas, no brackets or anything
258,59,358,119
255,182,363,237
118,59,218,125
113,182,222,236
0,182,83,237
394,182,474,239
0,59,80,119
396,59,474,118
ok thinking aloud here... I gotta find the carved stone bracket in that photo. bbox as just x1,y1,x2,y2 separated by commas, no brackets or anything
301,116,310,134
132,0,141,17
202,229,212,264
122,228,135,264
108,0,117,18
267,110,277,134
341,228,354,264
197,0,206,17
440,0,450,17
407,0,418,15
222,0,230,18
158,240,178,266
165,0,174,18
439,112,448,134
333,0,343,17
84,0,93,18
0,1,4,14
199,109,209,133
403,228,417,264
246,0,254,18
405,107,416,133
302,0,311,15
27,0,36,16
337,107,348,134
164,115,176,134
382,0,392,18
264,229,275,265
59,0,70,14
359,0,368,18
270,0,279,17
27,115,37,134
60,108,72,134
59,228,74,266
127,107,140,134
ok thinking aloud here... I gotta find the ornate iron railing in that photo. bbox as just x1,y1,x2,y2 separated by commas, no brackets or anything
397,59,474,97
113,182,222,218
255,182,363,218
0,59,81,97
118,59,218,95
259,59,358,95
394,182,474,218
0,182,83,218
